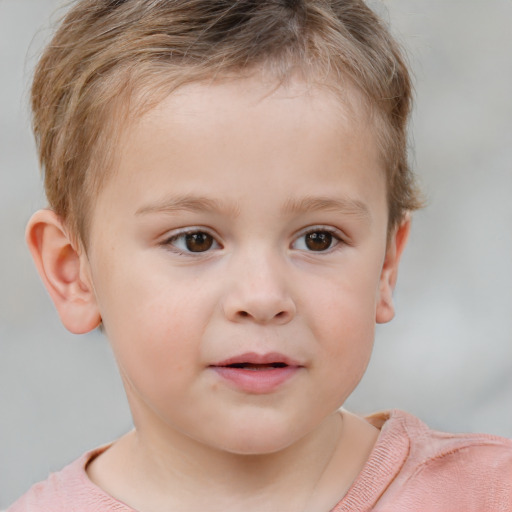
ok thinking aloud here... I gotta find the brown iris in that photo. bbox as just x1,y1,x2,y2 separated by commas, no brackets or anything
304,231,333,251
185,232,214,252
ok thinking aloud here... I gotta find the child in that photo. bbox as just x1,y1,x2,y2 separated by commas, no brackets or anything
8,0,512,510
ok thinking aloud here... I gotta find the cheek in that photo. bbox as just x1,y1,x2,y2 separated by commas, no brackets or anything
315,296,376,371
313,302,375,409
94,258,207,394
307,264,381,339
304,266,380,387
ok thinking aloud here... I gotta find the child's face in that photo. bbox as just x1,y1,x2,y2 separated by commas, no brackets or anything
83,77,402,455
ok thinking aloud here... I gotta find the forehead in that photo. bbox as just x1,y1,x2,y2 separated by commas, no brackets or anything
94,75,386,220
123,76,375,166
91,69,380,197
122,73,374,157
120,66,372,131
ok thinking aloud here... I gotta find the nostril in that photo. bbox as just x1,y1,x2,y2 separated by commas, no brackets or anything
237,310,287,320
230,305,295,324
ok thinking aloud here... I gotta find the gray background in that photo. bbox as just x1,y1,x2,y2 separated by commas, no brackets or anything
1,0,511,507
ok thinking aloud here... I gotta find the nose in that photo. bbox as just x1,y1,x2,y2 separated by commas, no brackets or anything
222,251,296,325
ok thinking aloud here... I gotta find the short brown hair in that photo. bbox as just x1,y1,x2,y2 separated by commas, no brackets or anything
32,0,422,246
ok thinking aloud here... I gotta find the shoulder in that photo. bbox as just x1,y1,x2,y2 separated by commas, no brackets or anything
374,410,512,511
6,470,68,512
6,445,132,512
396,409,512,477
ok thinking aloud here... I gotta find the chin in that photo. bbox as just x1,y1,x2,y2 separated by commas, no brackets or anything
207,418,307,456
220,437,297,456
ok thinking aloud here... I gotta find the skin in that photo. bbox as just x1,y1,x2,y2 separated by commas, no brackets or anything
27,76,410,511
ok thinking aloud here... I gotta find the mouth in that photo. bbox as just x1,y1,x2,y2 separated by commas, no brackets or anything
212,352,301,369
223,362,289,370
210,352,302,394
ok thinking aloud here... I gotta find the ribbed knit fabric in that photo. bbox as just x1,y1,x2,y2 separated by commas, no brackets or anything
334,411,512,511
8,410,512,511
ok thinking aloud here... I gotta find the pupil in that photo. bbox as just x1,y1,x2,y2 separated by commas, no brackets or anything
305,232,332,251
185,232,213,252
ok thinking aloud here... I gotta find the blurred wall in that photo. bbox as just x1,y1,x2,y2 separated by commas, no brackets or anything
1,0,511,507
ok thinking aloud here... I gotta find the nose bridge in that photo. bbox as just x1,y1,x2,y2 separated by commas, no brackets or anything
223,244,296,325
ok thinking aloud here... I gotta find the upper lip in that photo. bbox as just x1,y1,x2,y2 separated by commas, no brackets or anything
211,352,302,368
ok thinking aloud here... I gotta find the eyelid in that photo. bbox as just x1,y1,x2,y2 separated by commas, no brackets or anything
291,225,346,251
160,227,222,255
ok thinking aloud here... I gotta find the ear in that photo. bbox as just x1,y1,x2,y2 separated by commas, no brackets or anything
26,209,101,334
375,215,411,324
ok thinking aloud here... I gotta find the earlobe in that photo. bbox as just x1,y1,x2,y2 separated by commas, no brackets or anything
26,209,101,334
375,216,411,324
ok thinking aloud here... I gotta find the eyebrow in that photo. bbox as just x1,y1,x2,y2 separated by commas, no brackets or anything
283,195,371,220
135,195,240,217
136,194,371,220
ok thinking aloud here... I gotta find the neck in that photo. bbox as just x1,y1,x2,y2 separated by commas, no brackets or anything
88,411,346,512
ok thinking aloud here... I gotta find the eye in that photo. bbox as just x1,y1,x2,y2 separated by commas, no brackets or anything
292,229,341,252
164,230,220,254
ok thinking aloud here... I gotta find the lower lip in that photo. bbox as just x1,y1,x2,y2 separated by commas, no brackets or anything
211,366,300,394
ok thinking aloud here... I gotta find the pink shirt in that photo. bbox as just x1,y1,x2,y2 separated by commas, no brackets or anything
8,410,512,511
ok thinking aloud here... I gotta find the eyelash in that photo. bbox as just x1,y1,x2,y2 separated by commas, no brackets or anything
291,227,343,253
161,226,344,255
161,228,221,256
